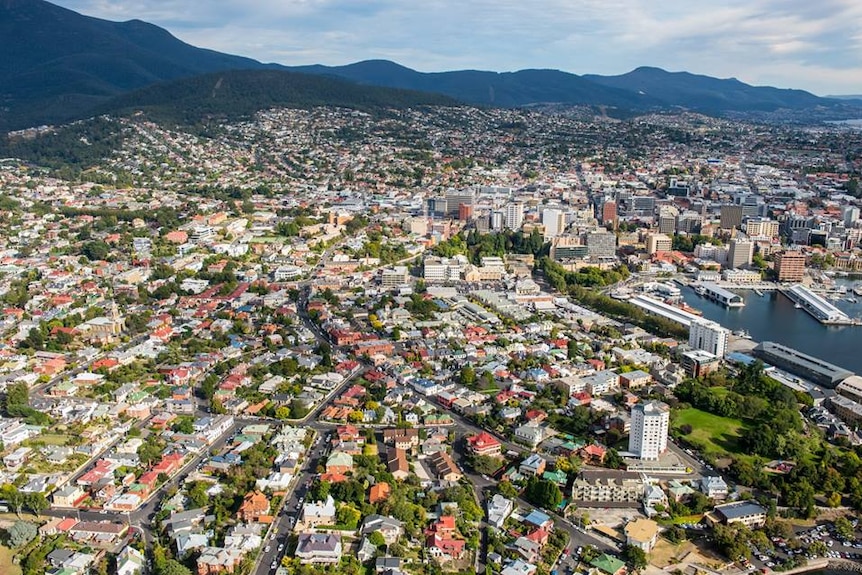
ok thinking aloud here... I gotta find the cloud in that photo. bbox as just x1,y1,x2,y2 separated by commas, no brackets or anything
52,0,862,94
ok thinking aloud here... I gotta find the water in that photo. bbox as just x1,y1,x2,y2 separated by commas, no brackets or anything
825,119,862,129
680,282,862,374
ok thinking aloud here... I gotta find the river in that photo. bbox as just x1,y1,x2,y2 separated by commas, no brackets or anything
680,282,862,374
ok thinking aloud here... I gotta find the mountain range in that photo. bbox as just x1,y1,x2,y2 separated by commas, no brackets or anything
1,0,860,132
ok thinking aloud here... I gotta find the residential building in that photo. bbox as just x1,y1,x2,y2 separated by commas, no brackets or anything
466,432,502,458
688,319,729,358
727,239,753,269
505,202,525,230
572,470,645,504
302,495,337,527
646,233,672,255
486,494,514,528
628,401,670,460
774,250,806,282
624,518,659,552
295,533,343,564
708,501,767,528
428,451,462,482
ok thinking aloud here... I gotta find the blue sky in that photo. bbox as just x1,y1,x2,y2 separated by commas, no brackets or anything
54,0,862,95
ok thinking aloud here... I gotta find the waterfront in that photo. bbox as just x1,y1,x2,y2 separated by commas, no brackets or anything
681,284,862,374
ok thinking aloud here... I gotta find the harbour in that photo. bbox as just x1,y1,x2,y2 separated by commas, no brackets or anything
680,283,862,374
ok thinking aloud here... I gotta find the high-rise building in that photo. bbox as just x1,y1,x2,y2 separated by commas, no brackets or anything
844,206,860,228
727,239,753,269
689,319,729,357
504,202,525,230
658,210,677,235
646,233,672,255
601,200,618,228
586,230,617,258
720,205,744,230
629,401,670,460
774,250,806,282
458,203,474,221
444,189,475,219
542,208,566,239
745,218,780,238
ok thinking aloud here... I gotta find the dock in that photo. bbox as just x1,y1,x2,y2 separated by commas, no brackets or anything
780,284,859,325
698,283,745,308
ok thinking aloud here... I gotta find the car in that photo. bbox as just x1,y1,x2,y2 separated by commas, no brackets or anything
265,545,271,553
278,544,284,551
271,561,278,570
99,509,108,514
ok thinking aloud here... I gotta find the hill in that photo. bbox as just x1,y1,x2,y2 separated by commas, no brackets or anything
583,66,828,112
98,69,457,125
289,60,657,109
0,0,275,131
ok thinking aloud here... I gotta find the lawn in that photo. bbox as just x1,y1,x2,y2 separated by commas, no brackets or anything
673,408,748,460
34,434,70,446
0,545,22,575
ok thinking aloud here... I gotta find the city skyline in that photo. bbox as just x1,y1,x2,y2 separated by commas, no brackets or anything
51,0,862,96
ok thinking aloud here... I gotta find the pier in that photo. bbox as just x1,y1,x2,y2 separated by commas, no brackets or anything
780,284,859,325
697,282,745,308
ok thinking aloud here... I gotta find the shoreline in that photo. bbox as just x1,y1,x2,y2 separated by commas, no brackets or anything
775,558,862,575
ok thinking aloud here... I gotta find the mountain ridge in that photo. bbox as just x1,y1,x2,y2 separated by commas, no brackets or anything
2,0,861,132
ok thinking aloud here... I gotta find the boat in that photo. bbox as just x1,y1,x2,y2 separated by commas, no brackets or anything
732,329,752,339
847,297,858,304
794,303,803,309
754,289,764,297
693,284,706,296
854,286,862,296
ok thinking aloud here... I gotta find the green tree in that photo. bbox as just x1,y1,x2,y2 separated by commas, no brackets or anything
24,492,48,517
6,520,37,547
157,559,193,575
622,545,648,571
834,516,854,540
368,531,386,548
523,476,562,510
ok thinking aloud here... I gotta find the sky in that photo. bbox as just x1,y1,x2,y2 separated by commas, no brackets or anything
52,0,862,96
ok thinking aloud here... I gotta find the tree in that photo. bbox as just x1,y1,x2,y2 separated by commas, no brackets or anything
622,545,648,571
6,520,37,548
210,397,227,415
5,381,29,412
368,531,386,548
808,540,828,557
336,504,361,529
24,492,48,517
834,516,854,540
469,454,503,475
567,339,578,360
187,481,210,509
81,240,110,261
460,365,476,387
157,558,193,575
524,476,562,510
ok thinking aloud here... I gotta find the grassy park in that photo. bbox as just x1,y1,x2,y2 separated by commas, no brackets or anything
672,407,748,461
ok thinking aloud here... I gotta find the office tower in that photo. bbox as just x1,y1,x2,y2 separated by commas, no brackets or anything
504,202,524,230
586,230,617,258
542,208,566,239
774,250,806,282
727,239,753,269
629,401,670,460
444,189,475,219
720,205,744,229
601,200,618,228
646,233,672,255
689,319,729,357
844,206,860,228
458,203,474,221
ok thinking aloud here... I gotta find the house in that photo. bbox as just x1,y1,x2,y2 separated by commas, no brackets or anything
624,518,659,552
523,509,553,530
486,494,514,528
426,516,465,561
382,428,420,452
501,559,538,575
466,432,502,458
302,495,337,527
361,514,405,545
700,476,728,500
386,448,410,481
590,553,626,575
117,545,146,575
52,484,86,508
512,536,542,563
519,454,547,477
196,547,244,575
369,482,391,504
579,443,606,465
619,370,652,390
513,423,545,448
238,491,271,523
666,479,696,502
428,451,462,482
326,451,354,475
296,532,343,564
